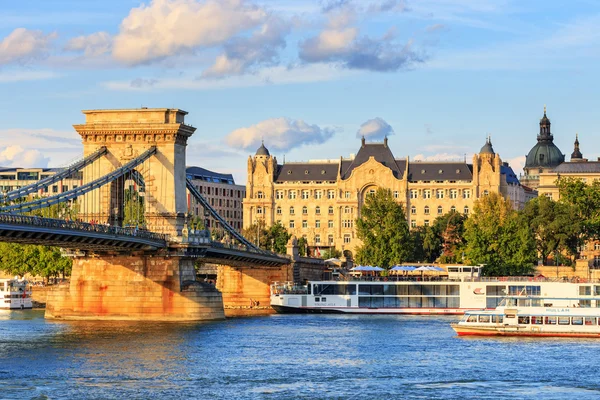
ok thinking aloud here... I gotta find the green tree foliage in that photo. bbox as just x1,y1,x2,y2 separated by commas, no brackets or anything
435,211,467,263
123,189,145,227
320,248,342,259
520,195,581,264
464,193,536,276
355,188,411,269
297,237,308,257
406,226,427,262
242,221,291,254
0,243,72,280
556,177,600,240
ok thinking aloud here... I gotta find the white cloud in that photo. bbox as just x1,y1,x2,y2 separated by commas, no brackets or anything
357,117,394,139
0,70,59,83
506,155,525,177
202,15,290,78
0,145,50,168
112,0,267,65
225,117,335,152
0,128,81,167
299,2,423,71
0,28,56,65
65,32,112,56
103,63,358,91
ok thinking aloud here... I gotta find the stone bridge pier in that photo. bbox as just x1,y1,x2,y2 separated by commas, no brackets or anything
46,254,224,321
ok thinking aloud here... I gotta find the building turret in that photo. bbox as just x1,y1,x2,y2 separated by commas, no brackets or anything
571,133,583,161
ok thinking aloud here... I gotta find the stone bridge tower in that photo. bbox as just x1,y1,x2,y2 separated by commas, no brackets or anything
73,108,196,237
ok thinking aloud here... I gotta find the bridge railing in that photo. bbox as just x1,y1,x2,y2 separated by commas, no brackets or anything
0,213,168,243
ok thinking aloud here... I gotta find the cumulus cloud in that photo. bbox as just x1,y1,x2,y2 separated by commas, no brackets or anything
0,28,56,65
202,15,290,78
225,117,335,152
506,155,526,176
367,0,410,13
357,117,394,139
112,0,268,65
299,1,423,71
65,32,112,56
0,145,50,168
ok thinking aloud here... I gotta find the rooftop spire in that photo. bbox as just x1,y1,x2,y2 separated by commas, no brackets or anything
571,133,583,160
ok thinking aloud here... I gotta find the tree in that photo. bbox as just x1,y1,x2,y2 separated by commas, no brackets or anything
435,211,467,263
557,177,600,240
354,188,411,269
0,243,72,280
321,248,342,259
406,226,427,262
520,196,581,264
297,236,308,257
464,193,536,275
123,188,145,227
266,222,291,254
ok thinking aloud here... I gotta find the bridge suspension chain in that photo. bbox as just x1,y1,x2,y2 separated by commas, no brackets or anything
0,146,108,203
0,147,157,214
186,178,266,253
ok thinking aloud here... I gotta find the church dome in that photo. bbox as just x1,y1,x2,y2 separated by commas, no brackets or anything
524,107,564,169
255,141,270,156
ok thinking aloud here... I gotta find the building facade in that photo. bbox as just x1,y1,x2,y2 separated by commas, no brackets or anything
0,167,82,197
186,166,245,231
244,137,525,256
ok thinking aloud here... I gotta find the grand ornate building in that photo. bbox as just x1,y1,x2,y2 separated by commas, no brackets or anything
521,107,565,189
244,137,525,256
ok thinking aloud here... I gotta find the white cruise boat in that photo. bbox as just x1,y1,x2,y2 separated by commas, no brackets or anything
0,278,33,310
451,295,600,337
271,269,600,315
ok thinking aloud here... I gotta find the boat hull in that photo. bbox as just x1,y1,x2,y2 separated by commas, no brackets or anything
451,324,600,338
272,305,467,315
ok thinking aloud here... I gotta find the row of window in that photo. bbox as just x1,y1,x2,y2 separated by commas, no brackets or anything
283,219,352,231
195,185,244,198
466,314,600,326
409,189,471,199
358,296,460,309
410,205,469,216
271,205,355,216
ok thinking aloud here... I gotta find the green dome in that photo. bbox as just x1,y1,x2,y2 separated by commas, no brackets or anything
525,108,564,169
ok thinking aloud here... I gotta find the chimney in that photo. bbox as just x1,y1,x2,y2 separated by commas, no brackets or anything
361,136,365,147
384,136,388,147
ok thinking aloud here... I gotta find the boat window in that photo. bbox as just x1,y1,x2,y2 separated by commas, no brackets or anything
491,315,503,323
508,285,541,296
580,300,591,308
397,286,408,296
518,316,530,324
315,297,320,302
371,297,384,308
594,286,600,296
321,297,326,302
383,285,397,296
447,285,460,296
358,285,371,296
571,317,583,325
505,314,516,319
384,297,398,308
467,315,478,323
478,315,490,323
307,285,311,295
531,316,543,325
370,285,384,296
579,286,592,296
409,297,422,308
585,317,596,325
359,297,370,307
558,317,570,325
316,284,356,295
545,316,557,325
408,285,422,296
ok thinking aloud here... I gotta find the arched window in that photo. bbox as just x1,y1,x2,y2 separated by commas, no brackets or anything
344,206,351,214
328,206,334,215
276,206,282,215
450,206,456,213
315,234,321,244
410,205,416,215
289,206,295,215
302,206,308,215
256,206,263,214
424,206,430,215
257,191,264,199
464,206,469,214
315,206,321,215
437,206,443,215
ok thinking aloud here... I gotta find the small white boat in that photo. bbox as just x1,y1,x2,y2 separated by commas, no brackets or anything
451,296,600,338
0,278,33,310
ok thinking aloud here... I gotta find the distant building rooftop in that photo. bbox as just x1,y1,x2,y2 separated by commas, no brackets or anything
186,166,236,185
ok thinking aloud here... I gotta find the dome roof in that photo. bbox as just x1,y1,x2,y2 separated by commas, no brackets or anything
479,137,495,154
525,107,564,168
255,141,270,156
525,142,564,168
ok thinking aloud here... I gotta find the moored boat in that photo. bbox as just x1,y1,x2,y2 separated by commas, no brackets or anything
451,295,600,337
0,278,33,310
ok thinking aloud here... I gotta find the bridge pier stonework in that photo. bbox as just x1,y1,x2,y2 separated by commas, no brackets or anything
46,254,224,321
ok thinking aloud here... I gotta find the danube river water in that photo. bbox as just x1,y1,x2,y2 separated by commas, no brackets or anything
2,311,600,400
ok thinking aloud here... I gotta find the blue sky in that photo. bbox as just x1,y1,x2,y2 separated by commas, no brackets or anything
0,0,599,183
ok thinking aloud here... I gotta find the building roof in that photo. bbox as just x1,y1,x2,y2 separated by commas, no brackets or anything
275,163,338,182
186,166,235,184
407,162,473,182
341,141,404,179
501,163,520,185
255,142,270,156
552,162,600,174
479,137,495,154
525,108,565,169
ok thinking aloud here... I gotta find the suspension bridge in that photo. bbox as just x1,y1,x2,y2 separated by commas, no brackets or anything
0,108,293,321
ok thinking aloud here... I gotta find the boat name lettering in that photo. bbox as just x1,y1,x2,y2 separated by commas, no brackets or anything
546,308,571,312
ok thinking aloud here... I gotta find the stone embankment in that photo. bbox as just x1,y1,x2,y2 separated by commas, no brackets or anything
31,286,50,308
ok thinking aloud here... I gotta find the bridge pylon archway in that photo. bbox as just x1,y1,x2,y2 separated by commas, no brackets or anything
73,108,196,237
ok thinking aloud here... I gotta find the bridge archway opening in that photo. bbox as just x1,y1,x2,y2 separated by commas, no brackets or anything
109,169,146,228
